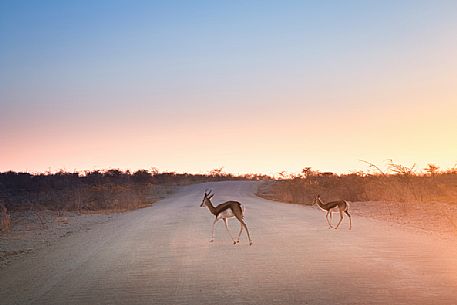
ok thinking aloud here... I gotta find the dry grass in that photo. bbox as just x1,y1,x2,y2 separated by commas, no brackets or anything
348,200,457,236
257,171,457,235
0,169,268,232
1,203,11,232
258,173,457,205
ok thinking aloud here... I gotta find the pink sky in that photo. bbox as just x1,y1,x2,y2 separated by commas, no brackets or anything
1,1,456,175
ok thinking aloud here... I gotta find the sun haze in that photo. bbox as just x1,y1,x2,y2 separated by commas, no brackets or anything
1,1,456,175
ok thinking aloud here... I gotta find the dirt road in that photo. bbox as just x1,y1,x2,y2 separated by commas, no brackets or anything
1,181,457,305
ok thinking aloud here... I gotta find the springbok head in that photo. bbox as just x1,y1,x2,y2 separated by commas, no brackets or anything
313,194,321,205
200,189,214,207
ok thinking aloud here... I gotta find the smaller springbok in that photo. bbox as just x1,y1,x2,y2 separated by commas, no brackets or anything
200,189,253,245
313,195,352,230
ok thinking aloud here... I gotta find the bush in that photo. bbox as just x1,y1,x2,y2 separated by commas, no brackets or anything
0,169,264,212
259,169,457,205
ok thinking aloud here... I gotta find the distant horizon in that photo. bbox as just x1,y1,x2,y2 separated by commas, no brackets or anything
1,159,456,177
2,1,456,176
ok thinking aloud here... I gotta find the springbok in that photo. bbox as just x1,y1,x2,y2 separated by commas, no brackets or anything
313,195,352,230
200,189,253,245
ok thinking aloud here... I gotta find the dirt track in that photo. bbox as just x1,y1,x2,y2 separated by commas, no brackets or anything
1,181,457,305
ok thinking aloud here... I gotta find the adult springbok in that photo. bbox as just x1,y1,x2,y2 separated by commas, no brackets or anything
200,189,253,245
313,195,352,230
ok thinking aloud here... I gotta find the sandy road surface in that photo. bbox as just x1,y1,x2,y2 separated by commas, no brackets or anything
1,181,457,305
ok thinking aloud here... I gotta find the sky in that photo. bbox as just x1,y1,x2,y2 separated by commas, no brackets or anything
1,0,457,175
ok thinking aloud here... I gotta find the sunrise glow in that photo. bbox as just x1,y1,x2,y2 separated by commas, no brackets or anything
1,1,456,175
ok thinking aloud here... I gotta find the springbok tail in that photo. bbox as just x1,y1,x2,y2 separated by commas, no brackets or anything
240,204,246,215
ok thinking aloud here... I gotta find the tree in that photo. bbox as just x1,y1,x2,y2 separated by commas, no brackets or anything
301,167,313,179
387,160,416,176
425,163,439,177
209,167,224,177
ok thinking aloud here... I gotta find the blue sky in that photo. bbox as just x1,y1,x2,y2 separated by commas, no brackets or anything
1,1,457,174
